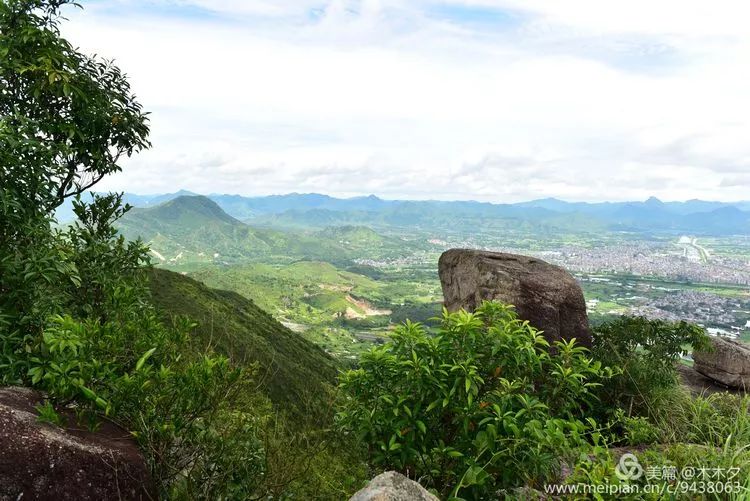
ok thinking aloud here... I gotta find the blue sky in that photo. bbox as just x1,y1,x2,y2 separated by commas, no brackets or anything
63,0,750,202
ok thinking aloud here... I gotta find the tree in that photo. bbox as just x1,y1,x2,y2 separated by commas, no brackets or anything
591,316,710,415
0,0,150,213
0,0,150,344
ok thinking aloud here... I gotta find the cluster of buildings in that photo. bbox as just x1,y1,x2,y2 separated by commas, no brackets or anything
625,290,749,334
541,244,750,286
353,250,435,269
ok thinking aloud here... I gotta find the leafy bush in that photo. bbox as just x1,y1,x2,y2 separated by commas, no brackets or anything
37,315,268,498
591,316,710,416
337,302,614,499
620,413,661,446
64,193,152,322
10,195,271,498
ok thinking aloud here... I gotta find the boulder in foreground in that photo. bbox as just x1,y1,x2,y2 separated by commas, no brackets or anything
0,386,153,501
438,249,592,348
693,337,750,389
349,471,439,501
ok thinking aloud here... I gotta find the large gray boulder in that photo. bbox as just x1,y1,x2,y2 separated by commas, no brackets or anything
677,364,745,395
438,249,592,348
0,386,154,500
350,471,439,501
693,337,750,389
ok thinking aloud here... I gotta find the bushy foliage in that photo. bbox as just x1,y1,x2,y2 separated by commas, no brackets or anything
1,0,148,369
337,302,614,499
566,324,750,500
64,193,151,320
2,194,269,498
0,3,276,498
591,316,711,416
0,0,150,212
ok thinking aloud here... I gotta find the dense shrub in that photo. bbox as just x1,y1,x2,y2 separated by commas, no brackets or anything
337,302,614,499
36,314,268,498
565,322,750,500
0,195,268,498
591,316,711,416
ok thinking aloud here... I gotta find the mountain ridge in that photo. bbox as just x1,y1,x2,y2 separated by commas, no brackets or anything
148,268,337,424
58,190,750,220
60,191,750,236
116,195,420,264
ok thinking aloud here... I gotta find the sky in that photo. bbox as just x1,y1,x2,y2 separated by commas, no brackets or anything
63,0,750,202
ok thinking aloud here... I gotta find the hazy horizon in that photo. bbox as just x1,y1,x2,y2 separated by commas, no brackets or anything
96,189,750,206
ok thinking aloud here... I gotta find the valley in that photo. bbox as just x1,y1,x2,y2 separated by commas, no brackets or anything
113,193,750,361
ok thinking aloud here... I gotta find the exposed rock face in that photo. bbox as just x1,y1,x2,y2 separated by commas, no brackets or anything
350,472,439,501
677,364,745,395
438,249,592,348
0,386,154,500
693,337,750,389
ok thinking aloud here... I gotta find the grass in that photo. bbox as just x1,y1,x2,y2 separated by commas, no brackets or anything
652,389,750,447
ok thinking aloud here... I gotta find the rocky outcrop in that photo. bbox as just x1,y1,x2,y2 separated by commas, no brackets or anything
693,337,750,389
350,472,439,501
438,249,592,348
677,364,745,395
0,386,154,500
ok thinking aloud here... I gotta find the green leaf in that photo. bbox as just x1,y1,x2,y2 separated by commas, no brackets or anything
388,434,399,451
426,398,441,412
135,347,157,371
79,385,96,401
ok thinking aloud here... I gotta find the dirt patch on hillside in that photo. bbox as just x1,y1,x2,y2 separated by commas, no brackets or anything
346,295,392,317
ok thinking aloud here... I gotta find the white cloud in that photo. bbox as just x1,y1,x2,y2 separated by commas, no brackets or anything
61,0,750,201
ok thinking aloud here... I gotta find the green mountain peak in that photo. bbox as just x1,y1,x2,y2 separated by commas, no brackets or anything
146,195,241,225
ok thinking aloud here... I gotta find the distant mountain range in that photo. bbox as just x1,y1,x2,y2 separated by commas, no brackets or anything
57,191,750,236
114,195,416,265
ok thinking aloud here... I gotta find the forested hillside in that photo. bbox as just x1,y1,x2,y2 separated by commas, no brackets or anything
148,268,337,423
